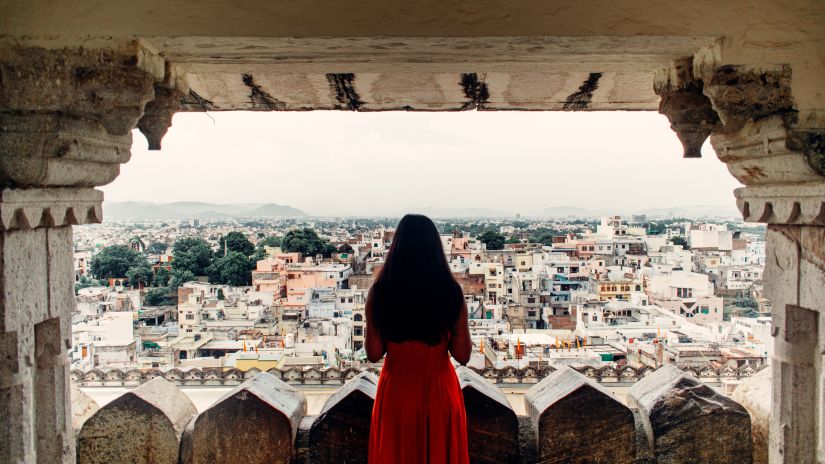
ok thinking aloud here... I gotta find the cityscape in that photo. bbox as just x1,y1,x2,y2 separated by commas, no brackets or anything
71,212,769,411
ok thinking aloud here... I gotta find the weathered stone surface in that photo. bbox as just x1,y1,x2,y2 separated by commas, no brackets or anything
655,58,721,158
77,377,197,464
178,415,197,464
70,384,99,436
525,365,636,464
733,367,771,464
628,364,752,464
138,85,183,150
1,223,75,463
192,371,307,464
0,188,103,230
0,44,160,135
458,365,520,464
308,371,377,464
703,65,794,132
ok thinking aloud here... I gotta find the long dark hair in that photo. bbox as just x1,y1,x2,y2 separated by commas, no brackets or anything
370,214,464,345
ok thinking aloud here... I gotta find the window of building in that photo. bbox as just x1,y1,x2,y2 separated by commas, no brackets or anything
185,314,195,320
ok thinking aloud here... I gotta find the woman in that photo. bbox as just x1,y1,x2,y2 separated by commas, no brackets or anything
367,214,472,464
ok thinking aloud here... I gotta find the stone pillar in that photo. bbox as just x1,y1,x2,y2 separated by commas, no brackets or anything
657,57,825,463
0,41,174,463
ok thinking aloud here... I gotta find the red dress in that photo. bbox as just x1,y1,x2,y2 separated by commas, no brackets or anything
369,340,470,464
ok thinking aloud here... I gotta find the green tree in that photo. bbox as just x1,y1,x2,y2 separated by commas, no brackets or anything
646,222,666,235
90,245,144,279
146,242,168,254
217,288,225,300
477,230,505,250
505,237,521,244
145,287,176,306
126,261,154,288
669,236,689,248
128,236,146,252
153,267,171,287
169,268,196,288
281,228,336,257
338,243,354,254
219,231,255,257
209,251,252,286
530,233,556,246
172,237,214,275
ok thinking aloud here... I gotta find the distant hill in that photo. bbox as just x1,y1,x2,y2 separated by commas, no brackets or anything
103,202,308,220
535,206,595,218
407,207,515,218
530,204,740,219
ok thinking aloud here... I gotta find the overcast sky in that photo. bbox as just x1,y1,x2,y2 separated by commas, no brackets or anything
104,111,742,216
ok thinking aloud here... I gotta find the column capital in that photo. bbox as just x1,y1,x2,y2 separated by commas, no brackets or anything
656,58,825,226
0,188,103,230
0,42,183,188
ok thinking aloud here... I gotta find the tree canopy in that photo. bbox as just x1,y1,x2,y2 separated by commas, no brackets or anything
144,287,176,306
169,268,196,288
477,230,505,250
153,267,171,287
90,245,145,279
209,251,253,286
126,261,153,288
281,228,336,257
219,231,255,257
172,237,214,276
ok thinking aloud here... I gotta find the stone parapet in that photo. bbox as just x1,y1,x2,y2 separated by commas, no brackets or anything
68,363,763,388
74,369,755,464
628,365,753,464
525,366,636,463
190,372,307,464
77,377,197,464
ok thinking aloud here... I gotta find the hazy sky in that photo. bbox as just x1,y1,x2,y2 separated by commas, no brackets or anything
104,111,742,216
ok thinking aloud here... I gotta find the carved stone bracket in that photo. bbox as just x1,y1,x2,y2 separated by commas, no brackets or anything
0,188,103,230
138,85,183,150
654,58,721,158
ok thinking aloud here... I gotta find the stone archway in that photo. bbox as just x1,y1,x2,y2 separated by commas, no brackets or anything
1,3,824,462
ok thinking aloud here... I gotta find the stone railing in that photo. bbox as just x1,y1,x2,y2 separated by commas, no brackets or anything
73,364,768,464
69,363,763,387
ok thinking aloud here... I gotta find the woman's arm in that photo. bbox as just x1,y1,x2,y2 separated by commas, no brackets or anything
448,301,472,365
365,290,386,363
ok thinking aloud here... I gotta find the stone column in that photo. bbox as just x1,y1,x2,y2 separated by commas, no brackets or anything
657,58,825,463
0,41,174,463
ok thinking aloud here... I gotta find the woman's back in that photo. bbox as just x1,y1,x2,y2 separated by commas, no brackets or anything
366,214,471,463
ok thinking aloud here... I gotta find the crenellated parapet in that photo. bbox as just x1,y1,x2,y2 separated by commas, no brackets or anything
70,362,762,387
75,367,755,464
